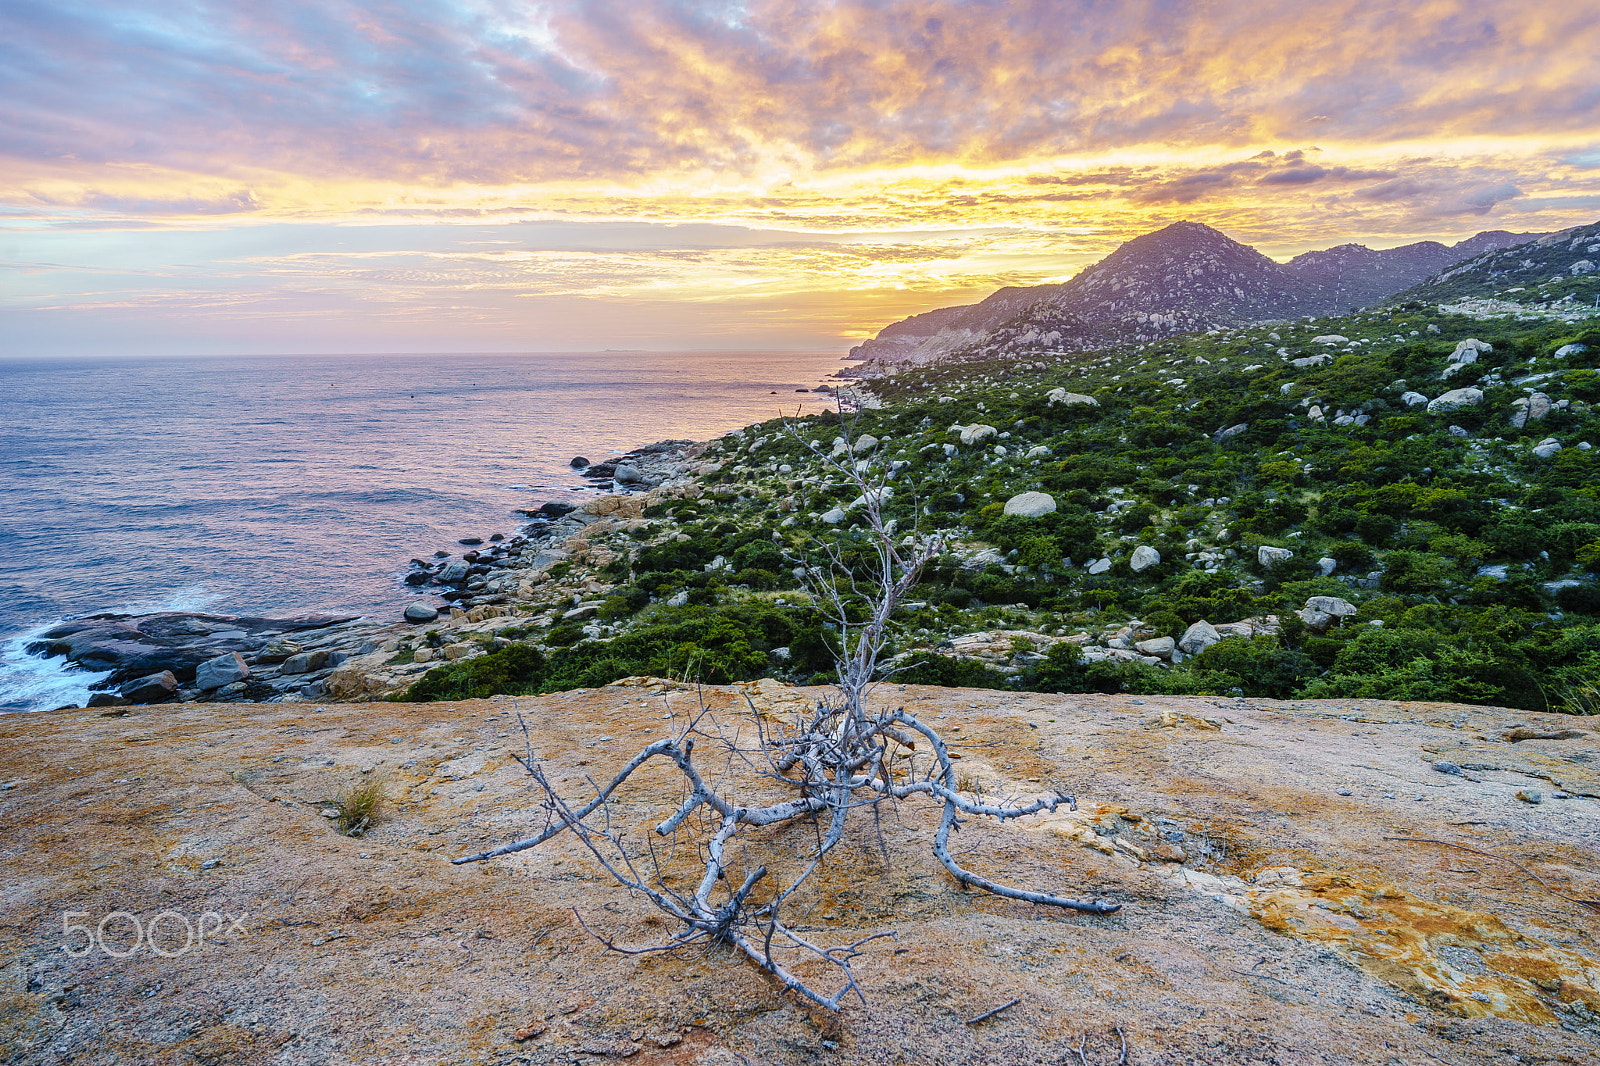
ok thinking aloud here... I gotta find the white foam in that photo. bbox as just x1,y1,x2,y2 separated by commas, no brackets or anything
0,585,222,713
115,584,225,617
0,622,97,713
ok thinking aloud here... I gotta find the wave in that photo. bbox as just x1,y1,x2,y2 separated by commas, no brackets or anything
0,620,96,714
0,585,225,714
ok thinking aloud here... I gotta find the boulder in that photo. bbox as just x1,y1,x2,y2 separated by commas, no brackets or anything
281,650,332,675
1003,491,1057,518
1258,545,1294,568
1178,620,1221,656
195,652,249,692
959,424,998,446
1047,389,1098,407
1317,557,1338,577
438,560,470,583
852,434,880,453
1452,339,1492,360
1555,343,1588,358
1298,596,1358,633
404,603,440,623
1213,423,1248,442
569,456,589,468
256,639,301,663
120,670,178,704
1025,445,1052,458
582,494,644,519
666,590,690,607
537,501,577,518
1533,438,1562,459
1312,335,1349,344
1400,391,1429,407
613,463,651,486
1086,557,1112,575
1134,636,1176,660
1509,392,1553,429
1130,545,1161,572
820,507,847,525
1427,388,1484,414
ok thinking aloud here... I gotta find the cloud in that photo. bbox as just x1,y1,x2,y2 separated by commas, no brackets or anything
1,1,1598,354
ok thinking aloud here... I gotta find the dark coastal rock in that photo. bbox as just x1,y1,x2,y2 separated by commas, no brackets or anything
404,571,429,585
404,603,440,623
438,560,470,583
570,456,590,468
489,533,503,542
458,537,483,546
433,550,450,558
195,652,249,691
88,693,131,709
538,501,577,518
584,462,617,478
121,670,179,704
29,612,354,687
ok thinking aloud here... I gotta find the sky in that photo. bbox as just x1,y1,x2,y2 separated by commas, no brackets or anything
3,0,1600,356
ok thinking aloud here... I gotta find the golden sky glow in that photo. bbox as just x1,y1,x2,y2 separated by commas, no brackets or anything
3,0,1600,354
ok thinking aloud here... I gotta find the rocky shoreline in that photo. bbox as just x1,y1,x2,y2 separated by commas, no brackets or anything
19,437,721,711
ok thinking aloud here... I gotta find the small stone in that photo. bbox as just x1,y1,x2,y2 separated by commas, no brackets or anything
1516,789,1543,804
1432,761,1464,776
1336,789,1353,797
1153,843,1187,863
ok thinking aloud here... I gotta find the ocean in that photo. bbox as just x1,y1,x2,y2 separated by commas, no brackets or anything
0,349,847,711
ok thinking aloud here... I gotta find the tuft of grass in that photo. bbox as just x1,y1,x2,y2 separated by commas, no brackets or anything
1559,678,1600,715
322,774,388,837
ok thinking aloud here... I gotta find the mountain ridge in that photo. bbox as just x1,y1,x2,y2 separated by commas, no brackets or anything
848,223,1549,373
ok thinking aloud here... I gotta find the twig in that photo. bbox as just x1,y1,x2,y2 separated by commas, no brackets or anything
964,996,1020,1025
1383,837,1600,910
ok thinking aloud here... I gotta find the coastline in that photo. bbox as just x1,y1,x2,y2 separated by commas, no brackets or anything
8,381,872,712
0,356,857,713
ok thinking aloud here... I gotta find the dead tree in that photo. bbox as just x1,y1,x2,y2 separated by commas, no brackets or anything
453,399,1120,1009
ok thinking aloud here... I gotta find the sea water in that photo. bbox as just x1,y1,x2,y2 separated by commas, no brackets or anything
0,350,846,710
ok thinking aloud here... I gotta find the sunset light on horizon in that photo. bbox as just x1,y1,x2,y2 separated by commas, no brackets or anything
5,0,1600,355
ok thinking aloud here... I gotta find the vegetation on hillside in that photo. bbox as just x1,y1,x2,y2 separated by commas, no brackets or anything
401,306,1600,713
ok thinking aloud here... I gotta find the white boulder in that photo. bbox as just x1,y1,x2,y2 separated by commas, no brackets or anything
1427,388,1484,414
1316,557,1338,576
1555,343,1588,358
1047,389,1098,407
851,434,879,453
1003,491,1057,518
820,507,847,524
1258,545,1295,567
1179,620,1221,656
1400,391,1429,407
1086,558,1112,575
1130,545,1161,572
1135,636,1177,660
1312,335,1349,345
960,424,998,446
1533,438,1562,459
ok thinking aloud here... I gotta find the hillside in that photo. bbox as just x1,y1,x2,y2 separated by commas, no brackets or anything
2,689,1595,1062
1388,221,1600,316
848,224,1553,374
